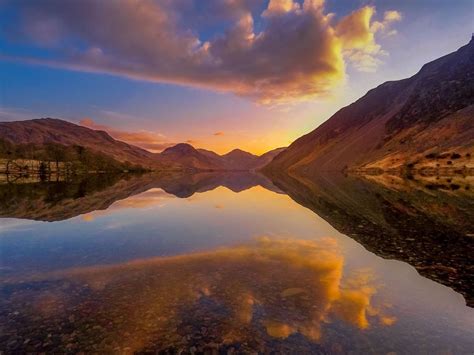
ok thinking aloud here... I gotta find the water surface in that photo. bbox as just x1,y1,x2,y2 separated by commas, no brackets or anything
0,172,473,353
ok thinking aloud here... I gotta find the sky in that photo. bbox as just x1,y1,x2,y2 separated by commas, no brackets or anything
0,0,473,155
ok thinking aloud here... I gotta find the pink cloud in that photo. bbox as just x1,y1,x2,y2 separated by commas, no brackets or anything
79,118,174,152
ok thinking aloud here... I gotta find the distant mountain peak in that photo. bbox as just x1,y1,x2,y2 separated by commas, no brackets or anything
162,143,197,155
224,148,257,158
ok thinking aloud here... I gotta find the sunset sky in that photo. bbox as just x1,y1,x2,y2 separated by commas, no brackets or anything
0,0,472,154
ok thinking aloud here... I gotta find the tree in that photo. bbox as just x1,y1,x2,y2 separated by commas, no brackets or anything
38,161,48,181
5,149,14,174
45,143,68,173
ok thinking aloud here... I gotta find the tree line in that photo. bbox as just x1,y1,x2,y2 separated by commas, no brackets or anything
0,138,147,177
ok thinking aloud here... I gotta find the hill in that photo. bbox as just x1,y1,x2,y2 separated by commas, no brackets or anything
266,37,474,174
0,118,285,172
0,118,167,170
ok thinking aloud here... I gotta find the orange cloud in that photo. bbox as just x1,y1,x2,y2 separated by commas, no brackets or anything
263,0,300,16
81,214,94,222
79,118,174,152
185,139,198,145
336,6,402,72
12,0,401,104
213,131,225,136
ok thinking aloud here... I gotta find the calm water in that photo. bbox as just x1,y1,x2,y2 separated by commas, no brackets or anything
0,172,473,353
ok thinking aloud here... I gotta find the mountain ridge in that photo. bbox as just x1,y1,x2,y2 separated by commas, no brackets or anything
0,118,165,169
265,37,474,174
0,118,285,172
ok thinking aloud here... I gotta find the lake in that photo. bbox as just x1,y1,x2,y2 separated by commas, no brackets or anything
0,172,473,353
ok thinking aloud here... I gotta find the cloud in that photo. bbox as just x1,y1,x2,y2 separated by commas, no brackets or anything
81,188,174,221
263,0,301,16
81,214,95,222
5,0,401,103
79,118,174,152
336,6,402,72
0,218,37,234
110,188,173,210
185,139,198,145
0,107,37,121
213,131,225,136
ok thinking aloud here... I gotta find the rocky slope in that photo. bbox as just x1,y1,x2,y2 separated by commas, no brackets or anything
255,147,286,168
266,37,474,173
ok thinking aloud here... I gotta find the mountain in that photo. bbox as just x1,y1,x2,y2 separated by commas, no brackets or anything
0,118,168,169
161,144,285,171
198,147,286,171
266,37,474,173
221,149,259,169
196,148,229,167
255,147,286,168
160,143,221,170
219,147,285,170
0,118,285,172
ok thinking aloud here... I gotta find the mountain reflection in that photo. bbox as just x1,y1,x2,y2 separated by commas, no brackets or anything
0,238,394,353
1,170,473,307
0,172,281,221
265,171,474,307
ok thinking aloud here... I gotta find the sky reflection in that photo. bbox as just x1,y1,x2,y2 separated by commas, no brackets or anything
0,174,473,353
1,238,395,353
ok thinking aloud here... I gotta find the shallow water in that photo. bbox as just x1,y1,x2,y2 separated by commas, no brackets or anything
0,172,473,353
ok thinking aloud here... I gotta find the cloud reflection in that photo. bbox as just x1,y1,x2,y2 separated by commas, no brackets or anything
80,188,174,222
1,237,395,352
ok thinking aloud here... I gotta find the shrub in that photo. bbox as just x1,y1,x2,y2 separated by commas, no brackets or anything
425,152,438,159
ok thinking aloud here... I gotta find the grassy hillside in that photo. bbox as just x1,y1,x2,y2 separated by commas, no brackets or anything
0,138,147,176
